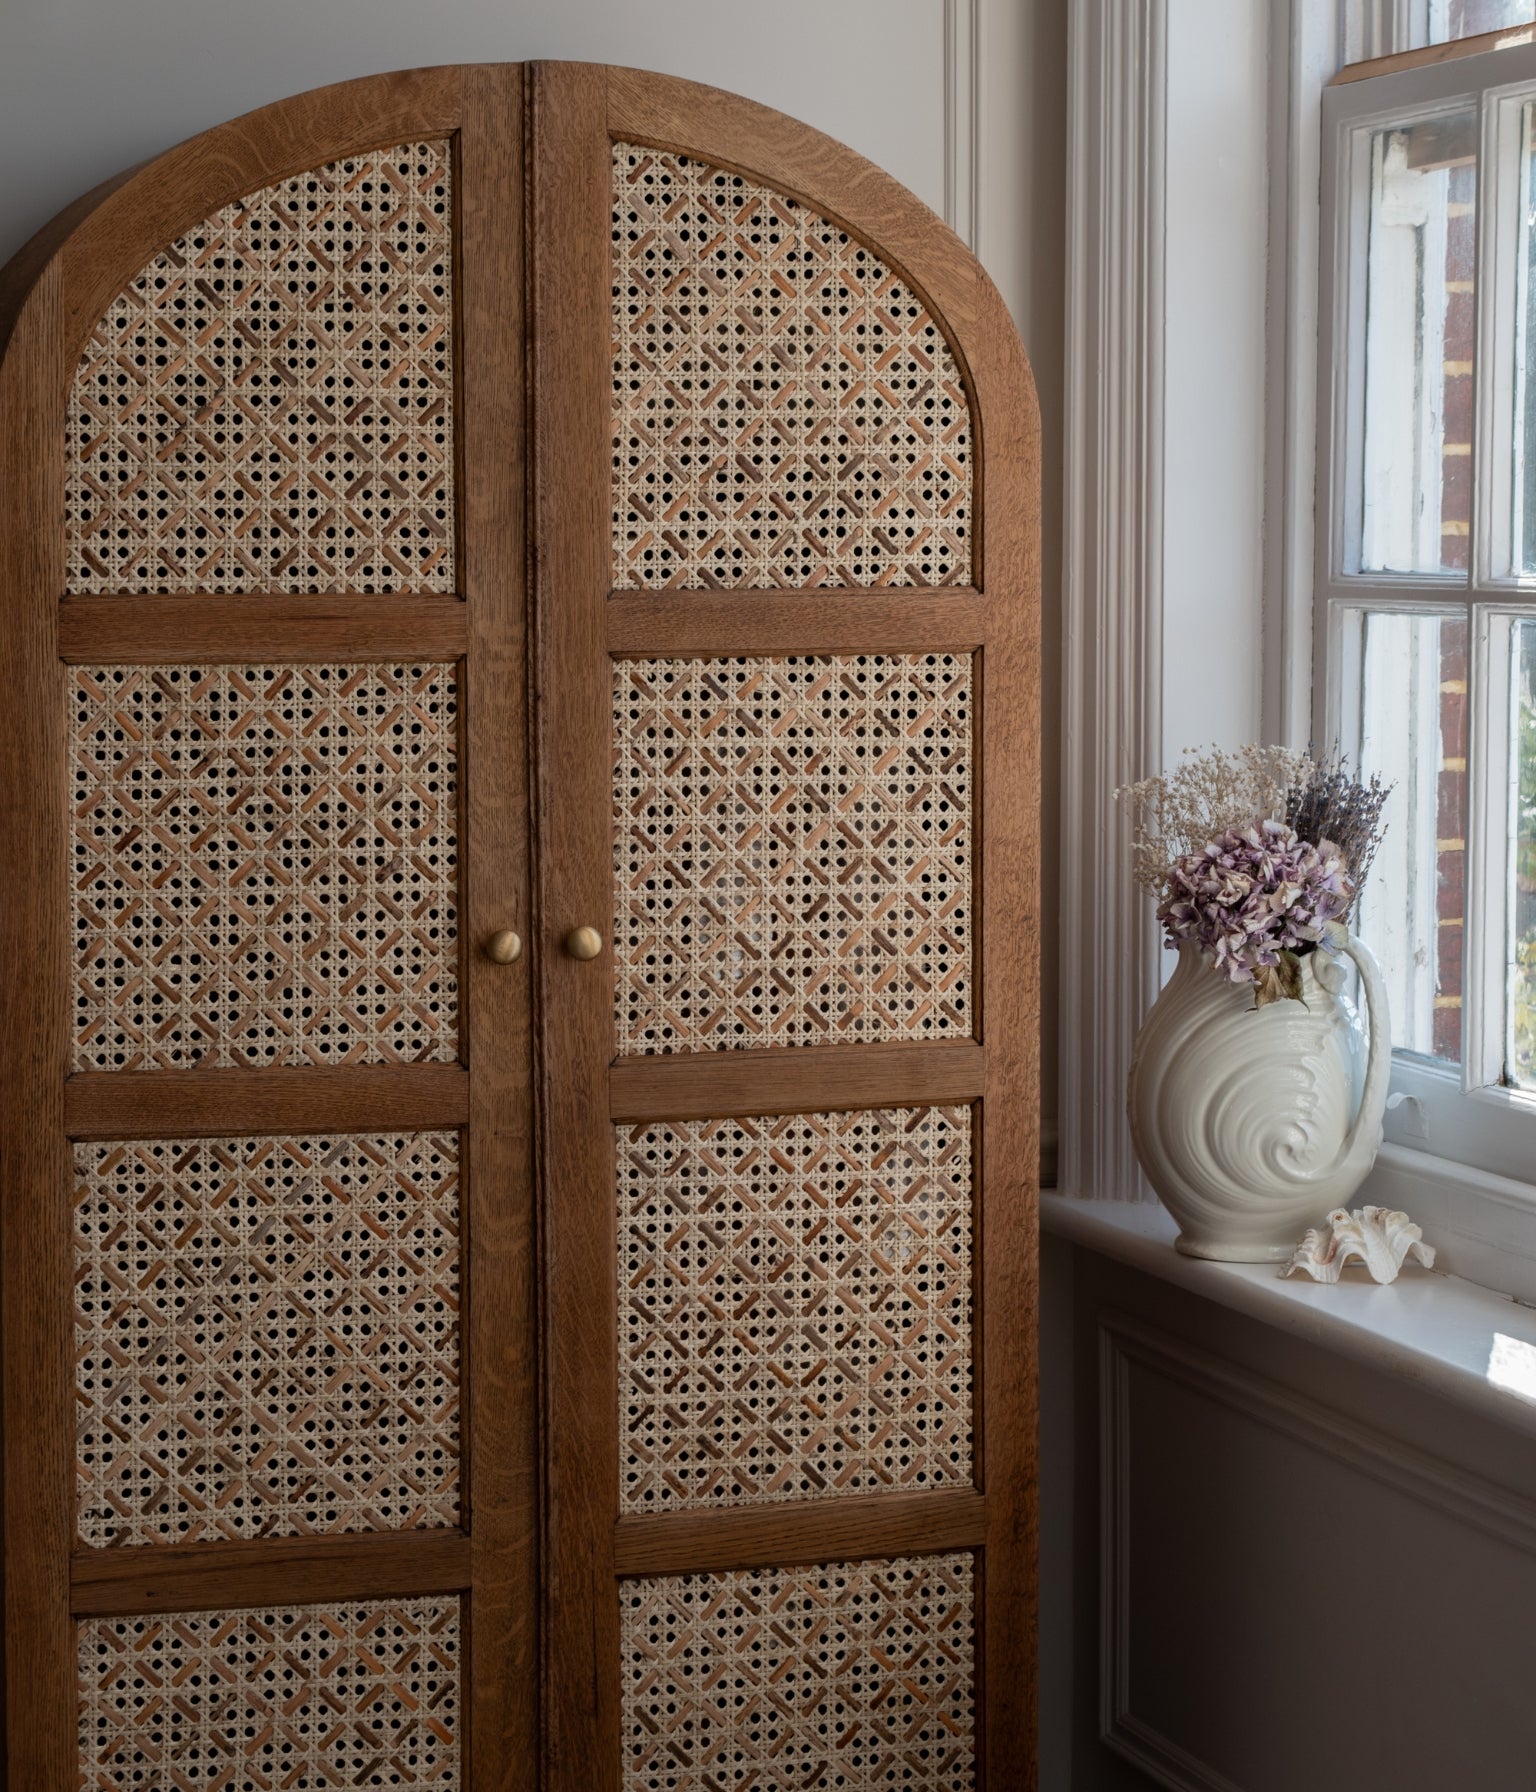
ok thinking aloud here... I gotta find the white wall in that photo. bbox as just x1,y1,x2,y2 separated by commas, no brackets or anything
1161,0,1269,771
1,0,952,264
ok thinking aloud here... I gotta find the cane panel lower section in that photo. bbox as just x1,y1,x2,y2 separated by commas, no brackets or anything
75,1132,460,1547
78,1598,461,1789
614,655,972,1053
618,1106,973,1513
620,1553,975,1790
71,663,459,1071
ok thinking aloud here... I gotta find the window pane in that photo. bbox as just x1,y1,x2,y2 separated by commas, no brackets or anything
1515,102,1536,570
1360,111,1477,576
1510,621,1536,1084
1355,610,1467,1061
1439,0,1533,43
1347,1,1534,61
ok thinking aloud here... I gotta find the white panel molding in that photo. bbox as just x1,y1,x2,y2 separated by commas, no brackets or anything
1059,1,1167,1200
1099,1311,1536,1791
943,0,982,252
1262,0,1340,746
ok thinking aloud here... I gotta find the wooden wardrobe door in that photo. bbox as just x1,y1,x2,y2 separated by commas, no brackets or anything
532,64,1041,1792
0,67,536,1789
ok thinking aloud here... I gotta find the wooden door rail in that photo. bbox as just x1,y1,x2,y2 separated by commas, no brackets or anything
605,587,988,656
71,1530,473,1617
58,594,469,663
609,1040,986,1122
613,1488,987,1577
65,1063,471,1139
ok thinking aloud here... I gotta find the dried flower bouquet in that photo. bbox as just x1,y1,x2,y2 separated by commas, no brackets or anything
1117,745,1390,1007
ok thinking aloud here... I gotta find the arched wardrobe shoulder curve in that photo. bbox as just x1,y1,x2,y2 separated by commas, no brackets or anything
0,59,1040,1792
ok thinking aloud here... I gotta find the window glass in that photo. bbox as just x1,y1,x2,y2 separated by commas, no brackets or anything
1442,0,1535,44
1348,0,1534,63
1360,111,1477,576
1510,620,1536,1082
1514,100,1536,570
1355,609,1467,1062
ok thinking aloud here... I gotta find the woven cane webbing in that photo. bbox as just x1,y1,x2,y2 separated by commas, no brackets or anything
79,1598,461,1787
612,144,972,590
75,1132,460,1548
66,142,455,594
614,654,971,1052
620,1552,975,1790
618,1107,972,1513
71,663,459,1071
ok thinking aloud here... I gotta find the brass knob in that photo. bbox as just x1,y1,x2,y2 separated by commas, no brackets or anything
485,929,522,964
564,925,604,961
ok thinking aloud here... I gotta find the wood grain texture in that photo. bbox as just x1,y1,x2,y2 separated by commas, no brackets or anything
967,157,1043,1792
58,595,468,663
610,1041,986,1122
458,62,540,1790
531,61,622,1792
606,588,988,656
64,1064,470,1139
70,1531,473,1617
613,1490,987,1577
0,253,72,1792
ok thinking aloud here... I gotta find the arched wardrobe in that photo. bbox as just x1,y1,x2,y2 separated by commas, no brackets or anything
0,62,1041,1789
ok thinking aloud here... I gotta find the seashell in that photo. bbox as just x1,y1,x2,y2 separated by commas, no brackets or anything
1280,1204,1436,1285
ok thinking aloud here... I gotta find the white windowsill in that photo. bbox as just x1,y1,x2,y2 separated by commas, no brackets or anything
1041,1190,1536,1441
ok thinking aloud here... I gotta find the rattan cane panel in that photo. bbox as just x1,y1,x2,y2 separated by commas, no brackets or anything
75,1132,460,1547
612,144,972,590
66,141,455,594
79,1598,461,1788
621,1552,975,1790
615,654,971,1052
71,663,459,1071
618,1107,971,1512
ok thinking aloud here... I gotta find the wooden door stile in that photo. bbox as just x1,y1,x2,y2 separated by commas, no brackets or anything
0,252,74,1792
459,60,540,1789
529,59,622,1792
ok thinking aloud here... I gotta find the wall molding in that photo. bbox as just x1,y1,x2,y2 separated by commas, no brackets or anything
1099,1310,1536,1790
1058,2,1168,1201
943,0,982,252
1262,0,1339,746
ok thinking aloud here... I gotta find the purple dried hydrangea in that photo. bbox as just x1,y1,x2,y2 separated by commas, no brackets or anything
1157,819,1353,989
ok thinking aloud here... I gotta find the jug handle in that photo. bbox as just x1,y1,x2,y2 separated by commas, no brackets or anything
1333,931,1391,1176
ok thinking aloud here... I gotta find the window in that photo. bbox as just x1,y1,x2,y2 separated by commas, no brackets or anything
1320,31,1536,1182
1347,0,1535,65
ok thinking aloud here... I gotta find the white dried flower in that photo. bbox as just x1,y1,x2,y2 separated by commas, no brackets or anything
1115,743,1316,896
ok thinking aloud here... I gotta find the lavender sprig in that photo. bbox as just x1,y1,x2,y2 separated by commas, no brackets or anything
1282,753,1390,925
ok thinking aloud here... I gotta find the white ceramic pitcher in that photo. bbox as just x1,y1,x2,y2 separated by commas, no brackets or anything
1126,935,1391,1261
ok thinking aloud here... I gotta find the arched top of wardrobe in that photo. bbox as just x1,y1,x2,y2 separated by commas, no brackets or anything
0,61,1039,599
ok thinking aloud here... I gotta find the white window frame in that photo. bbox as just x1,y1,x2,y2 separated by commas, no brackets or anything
1318,41,1536,1193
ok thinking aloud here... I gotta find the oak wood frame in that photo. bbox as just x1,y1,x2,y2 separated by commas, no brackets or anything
2,57,1040,1789
532,62,1041,1792
0,64,536,1790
